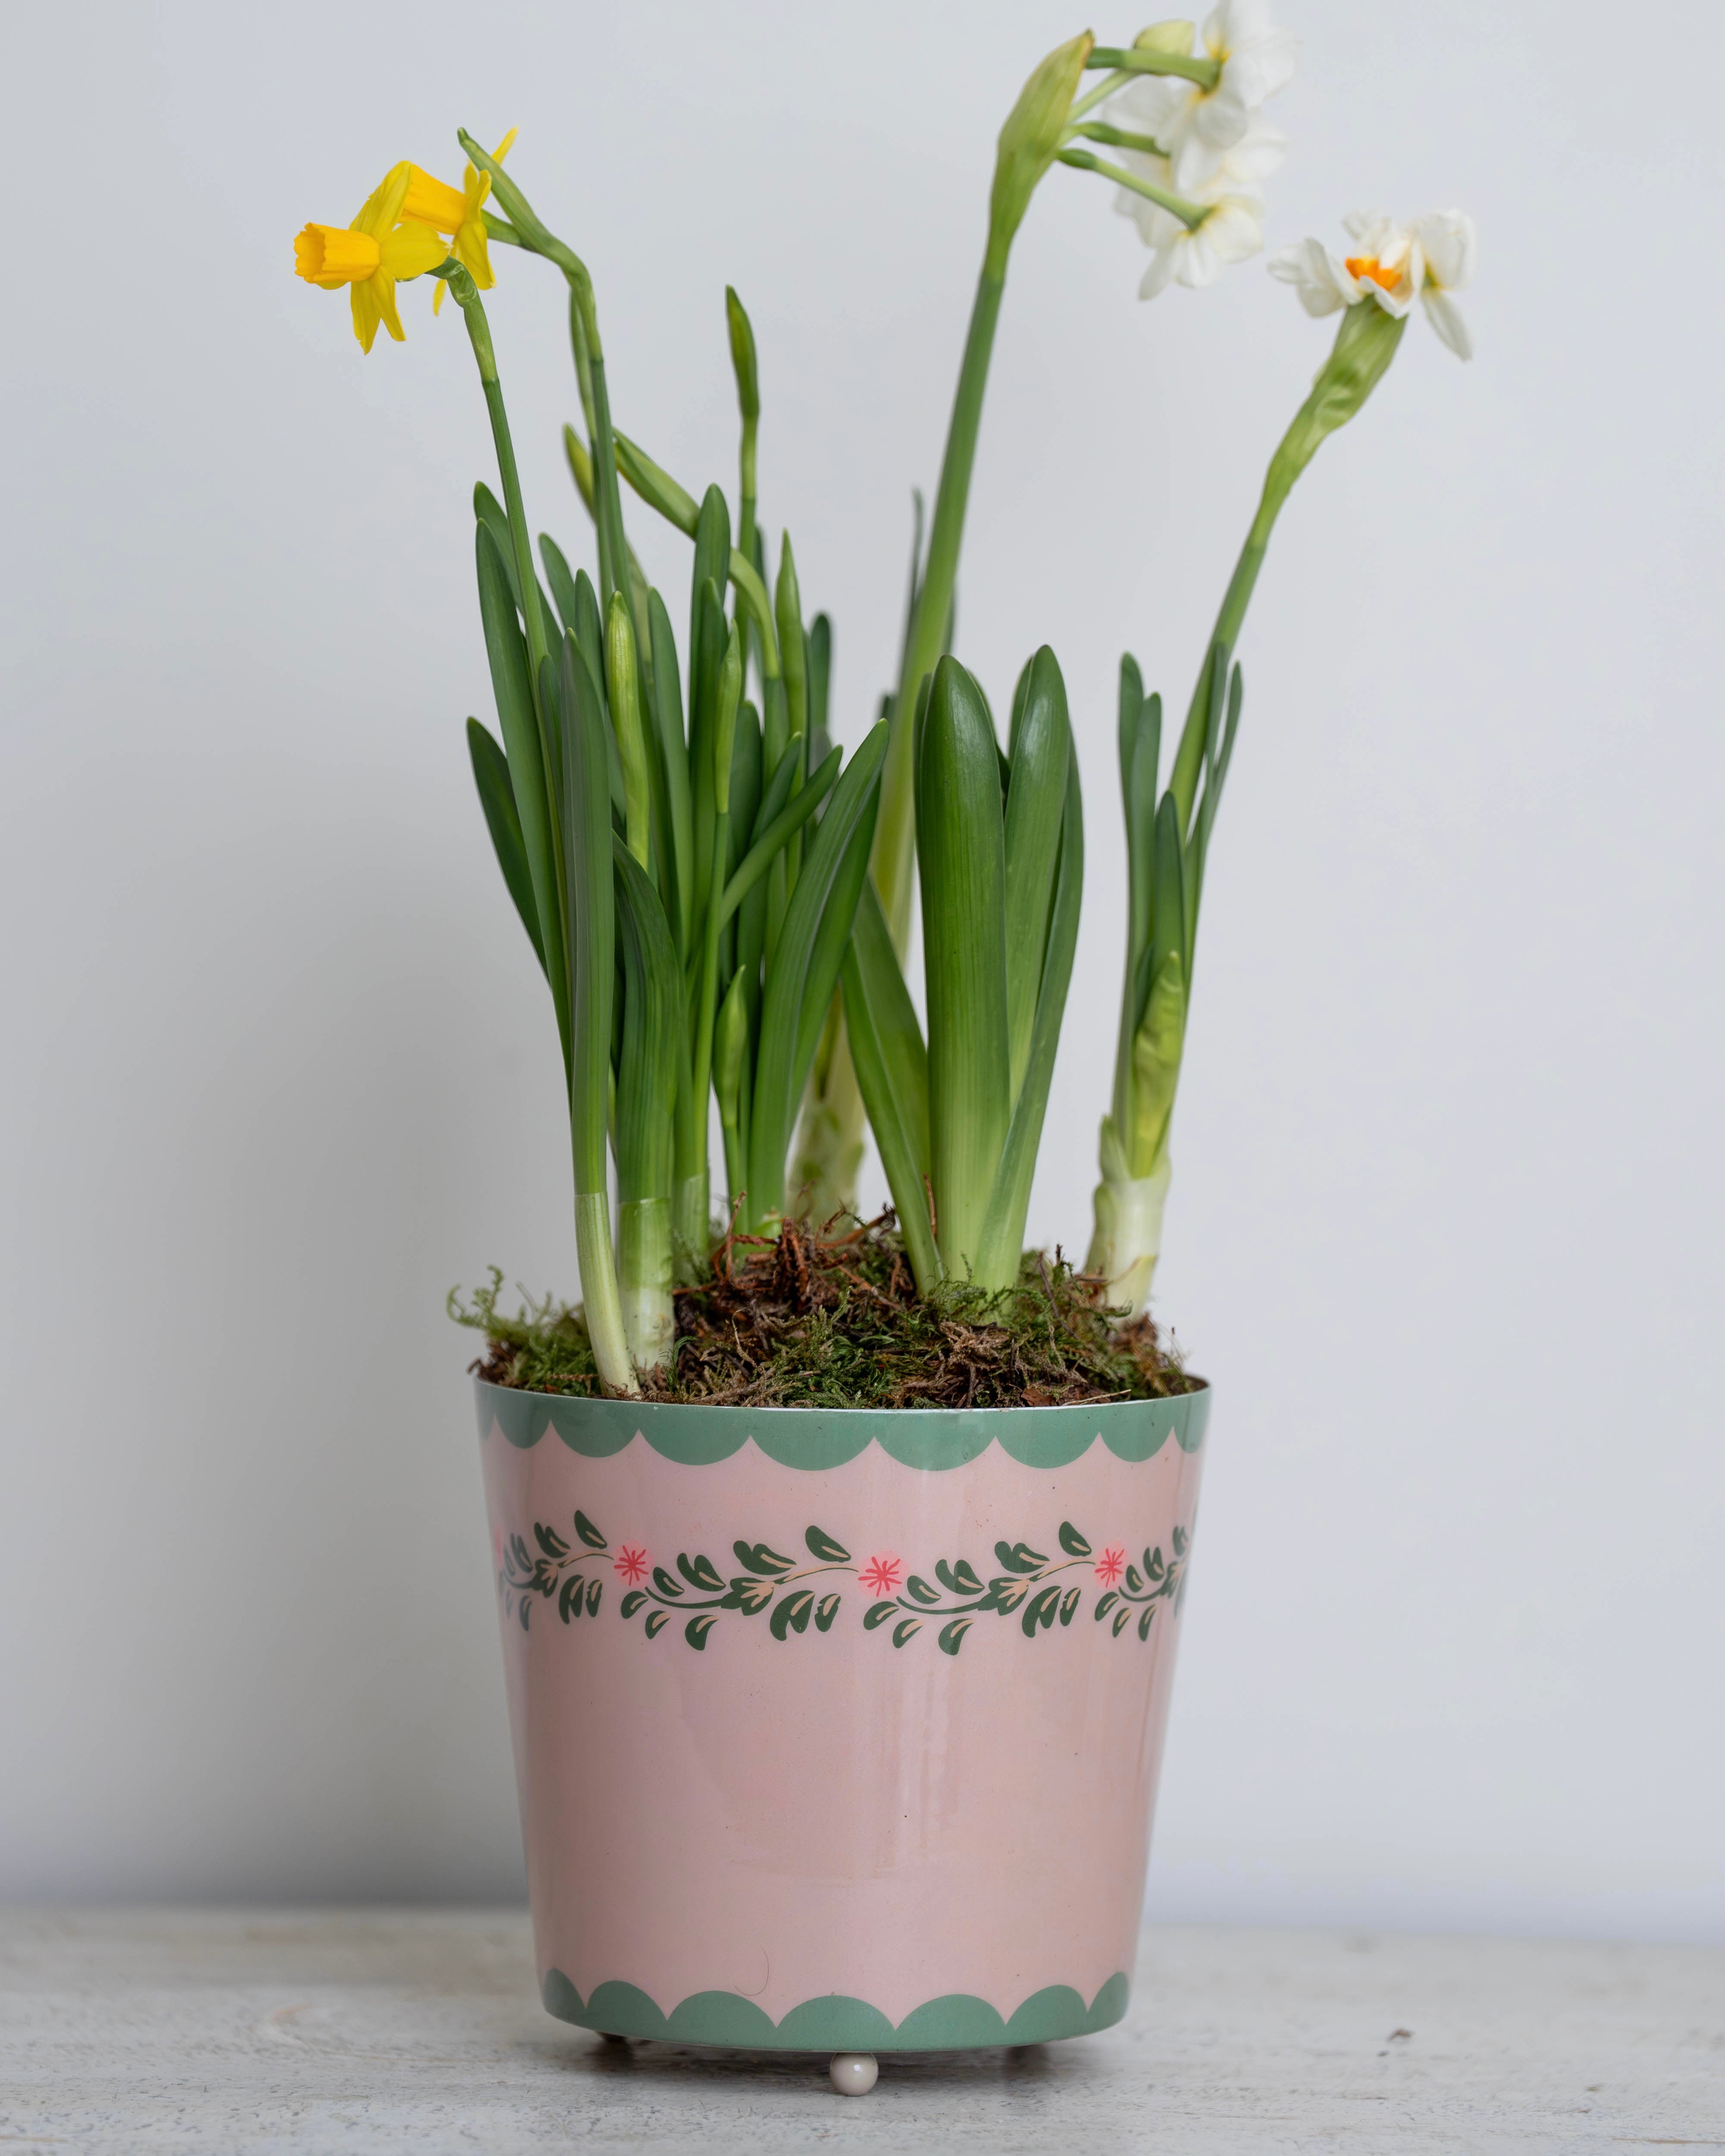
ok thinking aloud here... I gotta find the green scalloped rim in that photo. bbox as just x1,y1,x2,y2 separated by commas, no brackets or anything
476,1379,1207,1470
540,1968,1130,2050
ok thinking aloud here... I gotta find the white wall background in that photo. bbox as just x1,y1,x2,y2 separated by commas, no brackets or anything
3,0,1720,1938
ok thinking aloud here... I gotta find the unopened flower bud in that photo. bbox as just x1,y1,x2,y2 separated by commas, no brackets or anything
989,31,1095,271
1133,21,1195,54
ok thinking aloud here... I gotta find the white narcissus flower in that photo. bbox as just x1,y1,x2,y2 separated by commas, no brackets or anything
1269,213,1415,318
1114,119,1286,298
1111,0,1298,190
1269,210,1477,357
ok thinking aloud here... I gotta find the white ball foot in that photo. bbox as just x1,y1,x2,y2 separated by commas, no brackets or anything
829,2051,878,2096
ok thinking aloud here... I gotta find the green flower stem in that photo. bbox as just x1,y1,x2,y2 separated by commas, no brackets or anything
448,279,549,688
1169,301,1408,833
1057,147,1207,232
461,131,629,617
1064,70,1131,125
868,30,1092,1062
612,434,783,685
1065,119,1168,155
725,287,761,585
1085,47,1220,87
1167,539,1264,834
565,281,599,443
574,331,626,616
872,266,1004,954
442,265,577,1101
689,627,744,1200
1096,301,1410,1317
562,425,654,663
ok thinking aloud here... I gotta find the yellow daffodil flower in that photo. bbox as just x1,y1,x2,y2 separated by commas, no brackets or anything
294,162,449,353
399,130,518,313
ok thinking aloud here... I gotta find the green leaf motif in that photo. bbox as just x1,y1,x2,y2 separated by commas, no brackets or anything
621,1590,647,1618
805,1526,851,1564
651,1566,685,1599
814,1594,841,1632
573,1510,608,1551
1137,1606,1155,1642
989,1577,1031,1614
771,1590,815,1641
1059,1586,1081,1626
892,1618,922,1647
1125,1564,1145,1593
739,1542,796,1576
677,1551,725,1592
863,1601,896,1631
534,1523,570,1560
1058,1522,1092,1558
936,1557,983,1596
644,1608,671,1639
1172,1525,1189,1558
1145,1546,1165,1581
1022,1585,1060,1638
685,1614,718,1651
938,1617,973,1657
995,1540,1049,1576
722,1577,775,1614
585,1577,602,1617
1095,1591,1118,1621
558,1576,583,1623
1112,1606,1131,1637
517,1598,530,1633
903,1575,942,1607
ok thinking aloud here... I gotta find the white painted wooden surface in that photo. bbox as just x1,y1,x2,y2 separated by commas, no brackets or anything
3,1909,1721,2153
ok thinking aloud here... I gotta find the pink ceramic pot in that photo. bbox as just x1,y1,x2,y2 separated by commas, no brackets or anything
477,1380,1208,2052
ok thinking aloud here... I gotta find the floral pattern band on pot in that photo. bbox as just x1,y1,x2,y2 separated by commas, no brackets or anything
478,1379,1208,2051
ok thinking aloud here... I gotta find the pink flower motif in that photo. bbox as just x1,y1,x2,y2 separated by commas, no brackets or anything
615,1545,648,1586
859,1554,902,1598
1095,1547,1126,1589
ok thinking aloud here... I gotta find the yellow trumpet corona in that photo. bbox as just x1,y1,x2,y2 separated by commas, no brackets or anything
294,161,448,353
401,129,518,313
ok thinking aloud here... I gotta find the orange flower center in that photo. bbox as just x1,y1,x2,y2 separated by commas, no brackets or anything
1344,254,1400,292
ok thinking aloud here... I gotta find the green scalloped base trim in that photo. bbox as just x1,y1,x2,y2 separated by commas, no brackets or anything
478,1380,1208,1470
540,1968,1131,2051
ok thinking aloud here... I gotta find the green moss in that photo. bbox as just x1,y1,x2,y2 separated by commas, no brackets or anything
452,1211,1196,1409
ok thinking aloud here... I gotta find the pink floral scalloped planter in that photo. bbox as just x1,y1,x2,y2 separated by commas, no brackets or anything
476,1380,1208,2051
